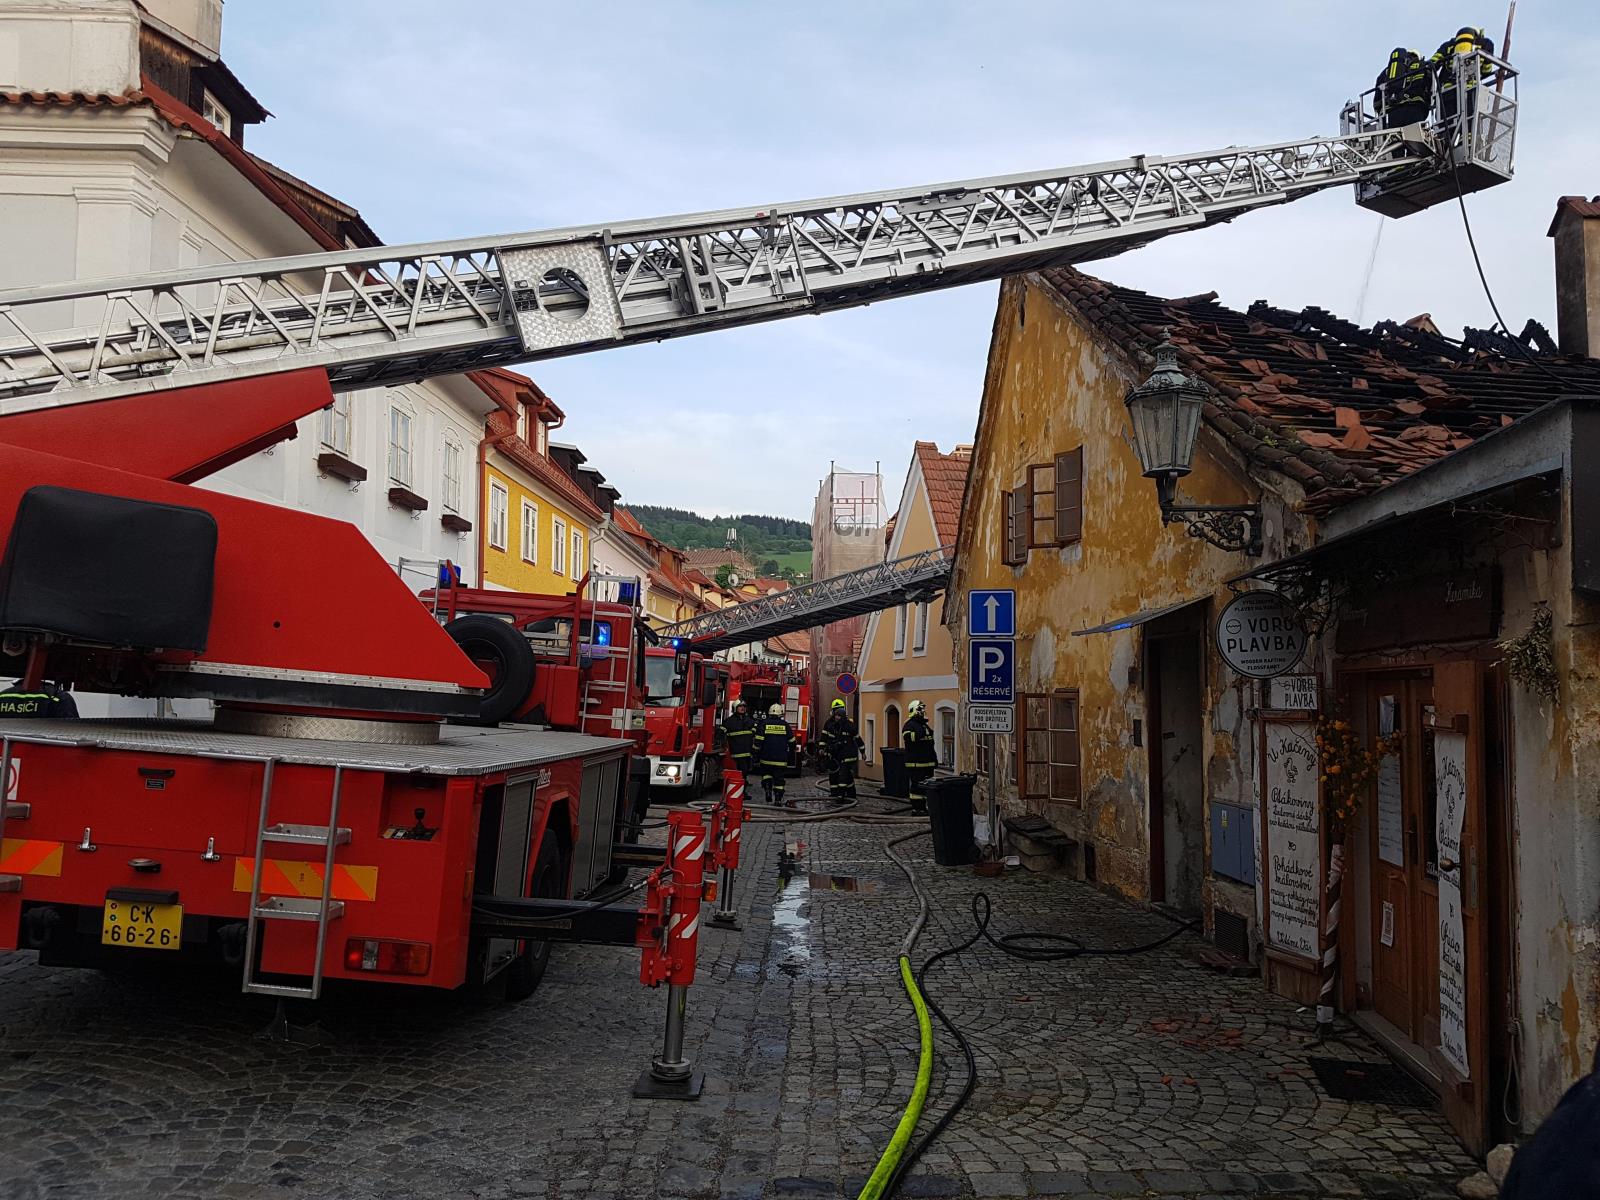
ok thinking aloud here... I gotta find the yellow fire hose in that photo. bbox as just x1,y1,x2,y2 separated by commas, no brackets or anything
856,955,935,1200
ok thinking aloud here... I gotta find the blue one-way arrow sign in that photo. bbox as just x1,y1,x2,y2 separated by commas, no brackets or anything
967,589,1015,637
968,639,1015,704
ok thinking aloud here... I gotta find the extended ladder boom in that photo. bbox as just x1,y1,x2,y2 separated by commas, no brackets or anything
1,123,1454,411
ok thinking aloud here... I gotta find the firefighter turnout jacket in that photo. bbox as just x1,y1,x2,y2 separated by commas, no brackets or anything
0,680,78,719
821,712,862,765
1375,47,1430,120
722,710,756,762
1432,27,1494,98
902,714,937,771
755,717,793,770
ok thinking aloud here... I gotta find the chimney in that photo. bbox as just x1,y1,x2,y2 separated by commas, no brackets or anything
1548,196,1600,357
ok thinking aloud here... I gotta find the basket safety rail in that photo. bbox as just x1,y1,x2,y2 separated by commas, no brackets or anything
658,544,954,653
0,124,1455,412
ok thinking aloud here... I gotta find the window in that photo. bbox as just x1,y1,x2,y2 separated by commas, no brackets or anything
319,394,351,454
937,704,956,766
387,406,413,485
516,403,529,441
520,500,539,563
1005,447,1085,562
913,601,930,654
571,529,584,581
535,419,548,455
552,518,568,575
1020,689,1080,803
885,704,901,749
893,604,908,654
488,482,508,550
442,440,463,513
864,716,876,765
201,89,232,136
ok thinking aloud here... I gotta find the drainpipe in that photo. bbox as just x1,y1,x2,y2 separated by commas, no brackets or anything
476,428,518,587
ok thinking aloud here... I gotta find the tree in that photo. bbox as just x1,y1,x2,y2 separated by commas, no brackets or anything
715,564,737,588
760,559,781,577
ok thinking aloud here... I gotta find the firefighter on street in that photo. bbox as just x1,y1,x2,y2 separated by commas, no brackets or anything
755,703,793,807
821,698,864,800
721,700,756,782
902,699,937,814
0,678,78,719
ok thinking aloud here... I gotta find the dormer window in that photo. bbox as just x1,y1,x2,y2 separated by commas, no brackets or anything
515,403,529,441
201,90,232,136
535,418,548,455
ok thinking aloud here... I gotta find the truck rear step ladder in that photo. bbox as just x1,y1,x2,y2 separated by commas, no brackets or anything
242,760,349,999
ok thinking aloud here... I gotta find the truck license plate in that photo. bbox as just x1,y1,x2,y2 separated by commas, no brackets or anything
101,899,182,950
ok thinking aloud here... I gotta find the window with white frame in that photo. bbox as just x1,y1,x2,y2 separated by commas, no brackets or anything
535,418,548,454
387,406,413,485
442,440,463,513
520,500,539,563
319,394,352,455
893,604,908,654
201,89,232,136
552,518,568,575
516,403,529,441
571,529,584,581
864,716,876,765
488,482,508,550
913,601,930,654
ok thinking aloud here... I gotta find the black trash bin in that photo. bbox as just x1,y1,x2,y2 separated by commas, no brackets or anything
880,746,909,800
926,774,978,866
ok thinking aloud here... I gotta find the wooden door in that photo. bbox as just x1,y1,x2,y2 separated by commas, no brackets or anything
1369,683,1412,1033
1430,660,1489,1155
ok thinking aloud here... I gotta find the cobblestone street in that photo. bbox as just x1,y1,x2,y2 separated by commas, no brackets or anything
0,783,1476,1199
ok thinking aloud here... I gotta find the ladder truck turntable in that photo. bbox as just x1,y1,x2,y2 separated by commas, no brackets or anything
0,54,1517,1067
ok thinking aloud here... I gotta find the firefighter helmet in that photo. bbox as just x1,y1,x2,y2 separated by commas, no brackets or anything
831,698,846,710
769,703,784,716
909,699,926,716
735,700,747,710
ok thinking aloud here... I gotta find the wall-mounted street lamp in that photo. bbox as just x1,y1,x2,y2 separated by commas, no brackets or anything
1124,333,1263,556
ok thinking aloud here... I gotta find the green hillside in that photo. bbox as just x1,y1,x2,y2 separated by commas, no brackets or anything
631,505,812,581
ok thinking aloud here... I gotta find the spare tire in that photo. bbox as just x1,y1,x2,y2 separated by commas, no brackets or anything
443,614,536,726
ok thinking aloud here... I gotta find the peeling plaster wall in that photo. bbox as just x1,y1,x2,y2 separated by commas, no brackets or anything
955,275,1310,914
1508,510,1600,1122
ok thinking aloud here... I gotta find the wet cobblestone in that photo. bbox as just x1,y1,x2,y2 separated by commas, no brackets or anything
0,780,1474,1198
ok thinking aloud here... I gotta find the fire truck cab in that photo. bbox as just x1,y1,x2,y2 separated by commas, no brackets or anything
640,645,726,796
725,663,811,773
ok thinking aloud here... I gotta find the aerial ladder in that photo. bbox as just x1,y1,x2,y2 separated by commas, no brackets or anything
0,53,1516,415
0,52,1517,1070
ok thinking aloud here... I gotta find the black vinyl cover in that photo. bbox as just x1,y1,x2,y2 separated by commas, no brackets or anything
0,486,217,652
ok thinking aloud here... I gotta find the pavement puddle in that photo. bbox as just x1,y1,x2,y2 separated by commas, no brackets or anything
772,841,812,976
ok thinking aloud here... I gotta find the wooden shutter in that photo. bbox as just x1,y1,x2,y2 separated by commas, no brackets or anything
1054,447,1083,546
1004,486,1030,565
1049,688,1081,803
1018,693,1049,799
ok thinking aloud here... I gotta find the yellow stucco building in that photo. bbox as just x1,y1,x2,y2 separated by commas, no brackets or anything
856,442,969,781
473,370,602,595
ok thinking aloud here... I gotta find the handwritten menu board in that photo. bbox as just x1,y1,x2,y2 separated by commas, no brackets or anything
1435,729,1469,1079
1264,721,1321,959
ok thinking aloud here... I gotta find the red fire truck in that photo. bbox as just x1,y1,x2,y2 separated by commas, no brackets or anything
638,644,726,797
725,661,812,772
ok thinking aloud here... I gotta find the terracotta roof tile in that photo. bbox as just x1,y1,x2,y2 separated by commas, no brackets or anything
0,89,147,109
1549,195,1600,236
913,441,971,546
1038,268,1600,514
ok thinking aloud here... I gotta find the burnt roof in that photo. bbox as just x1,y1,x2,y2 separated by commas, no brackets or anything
1040,268,1600,513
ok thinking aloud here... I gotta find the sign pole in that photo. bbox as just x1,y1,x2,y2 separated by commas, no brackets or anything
986,732,1001,855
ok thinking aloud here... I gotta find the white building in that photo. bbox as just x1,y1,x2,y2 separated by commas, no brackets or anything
0,0,498,706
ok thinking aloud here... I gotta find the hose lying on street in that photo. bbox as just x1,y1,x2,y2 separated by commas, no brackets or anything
854,830,935,1200
861,837,1201,1200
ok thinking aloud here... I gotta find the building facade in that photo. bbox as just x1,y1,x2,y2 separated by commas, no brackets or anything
809,465,887,716
856,442,968,780
0,0,498,710
475,374,603,596
949,261,1600,1152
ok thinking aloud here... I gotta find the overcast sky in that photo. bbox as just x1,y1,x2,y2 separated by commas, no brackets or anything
228,0,1595,521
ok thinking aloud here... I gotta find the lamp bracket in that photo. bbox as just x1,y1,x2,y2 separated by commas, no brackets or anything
1161,501,1263,557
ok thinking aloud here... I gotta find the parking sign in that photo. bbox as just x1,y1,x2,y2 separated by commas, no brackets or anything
967,639,1015,704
